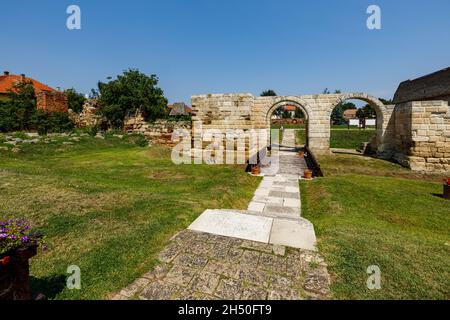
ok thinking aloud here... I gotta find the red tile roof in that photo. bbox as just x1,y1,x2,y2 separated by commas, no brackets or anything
0,72,56,94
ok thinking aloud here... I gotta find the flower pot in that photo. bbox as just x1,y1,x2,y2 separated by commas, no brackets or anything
0,244,38,300
304,169,313,180
251,166,261,175
444,183,450,200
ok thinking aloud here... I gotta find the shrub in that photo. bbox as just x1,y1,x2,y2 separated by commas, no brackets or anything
32,111,75,135
123,133,148,147
84,126,99,137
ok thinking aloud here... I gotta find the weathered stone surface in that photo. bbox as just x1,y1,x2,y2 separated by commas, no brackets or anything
112,230,331,301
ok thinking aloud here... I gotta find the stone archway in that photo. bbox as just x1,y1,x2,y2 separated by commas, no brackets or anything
266,99,310,148
191,92,395,159
328,93,387,153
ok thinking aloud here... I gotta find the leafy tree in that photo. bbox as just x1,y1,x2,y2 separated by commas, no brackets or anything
294,108,305,118
331,105,344,125
282,109,292,119
260,89,277,97
65,88,86,113
357,104,376,119
6,81,36,131
97,69,168,128
379,98,394,105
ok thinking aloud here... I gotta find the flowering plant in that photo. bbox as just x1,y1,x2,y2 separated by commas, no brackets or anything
0,218,45,256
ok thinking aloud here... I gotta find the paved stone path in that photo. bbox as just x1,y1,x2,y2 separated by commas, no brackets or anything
111,230,330,300
112,129,330,300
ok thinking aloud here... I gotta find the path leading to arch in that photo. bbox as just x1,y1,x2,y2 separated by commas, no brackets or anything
188,129,315,250
111,129,329,300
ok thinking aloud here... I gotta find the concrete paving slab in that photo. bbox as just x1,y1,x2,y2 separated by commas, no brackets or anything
269,218,317,251
248,202,265,212
188,210,273,243
283,198,300,208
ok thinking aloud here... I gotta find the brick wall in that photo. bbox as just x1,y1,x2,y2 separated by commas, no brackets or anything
36,91,68,113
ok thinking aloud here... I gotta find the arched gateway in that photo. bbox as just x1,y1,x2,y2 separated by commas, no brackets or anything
191,92,395,158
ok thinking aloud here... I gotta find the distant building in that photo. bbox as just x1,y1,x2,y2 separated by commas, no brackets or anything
393,67,450,104
168,102,192,116
343,109,358,121
0,71,68,113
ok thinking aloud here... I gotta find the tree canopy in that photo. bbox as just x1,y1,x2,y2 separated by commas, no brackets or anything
65,88,86,113
260,89,277,97
97,69,168,128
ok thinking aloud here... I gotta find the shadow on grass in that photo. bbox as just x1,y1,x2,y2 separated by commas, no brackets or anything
30,274,66,300
431,193,446,199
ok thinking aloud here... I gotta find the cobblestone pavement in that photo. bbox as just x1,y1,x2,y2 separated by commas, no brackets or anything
111,229,331,300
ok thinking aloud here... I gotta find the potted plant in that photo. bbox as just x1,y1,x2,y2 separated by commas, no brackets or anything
251,165,261,175
444,178,450,200
0,218,45,300
303,169,313,180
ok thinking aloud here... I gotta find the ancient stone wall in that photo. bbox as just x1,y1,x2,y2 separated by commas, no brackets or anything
36,91,68,113
124,113,191,146
69,99,103,128
393,100,450,172
191,93,393,158
190,92,449,173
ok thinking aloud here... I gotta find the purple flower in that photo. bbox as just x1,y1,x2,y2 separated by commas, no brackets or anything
9,234,16,240
21,236,29,243
0,233,7,238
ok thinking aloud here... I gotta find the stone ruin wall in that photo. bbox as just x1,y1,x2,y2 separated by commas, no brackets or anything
69,99,103,127
191,93,450,173
191,93,394,162
124,113,192,146
393,100,450,172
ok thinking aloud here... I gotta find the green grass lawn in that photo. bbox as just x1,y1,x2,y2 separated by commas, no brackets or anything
271,123,375,149
301,154,450,299
0,135,259,299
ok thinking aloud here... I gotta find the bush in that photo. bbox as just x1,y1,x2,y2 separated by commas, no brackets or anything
83,126,99,137
123,133,148,147
32,111,75,135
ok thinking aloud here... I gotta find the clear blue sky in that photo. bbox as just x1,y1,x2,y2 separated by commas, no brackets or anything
1,0,449,103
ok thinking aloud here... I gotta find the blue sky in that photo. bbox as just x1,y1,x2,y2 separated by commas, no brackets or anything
1,0,449,103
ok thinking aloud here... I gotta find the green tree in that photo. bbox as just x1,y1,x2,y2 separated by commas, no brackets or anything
357,104,376,118
331,105,344,125
6,81,37,131
65,88,86,113
294,108,305,118
260,89,277,97
97,69,168,128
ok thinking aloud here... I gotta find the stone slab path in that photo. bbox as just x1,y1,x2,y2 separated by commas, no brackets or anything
111,230,330,300
112,128,329,300
189,128,316,251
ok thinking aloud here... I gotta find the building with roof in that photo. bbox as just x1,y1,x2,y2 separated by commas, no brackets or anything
168,102,192,116
0,71,68,112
